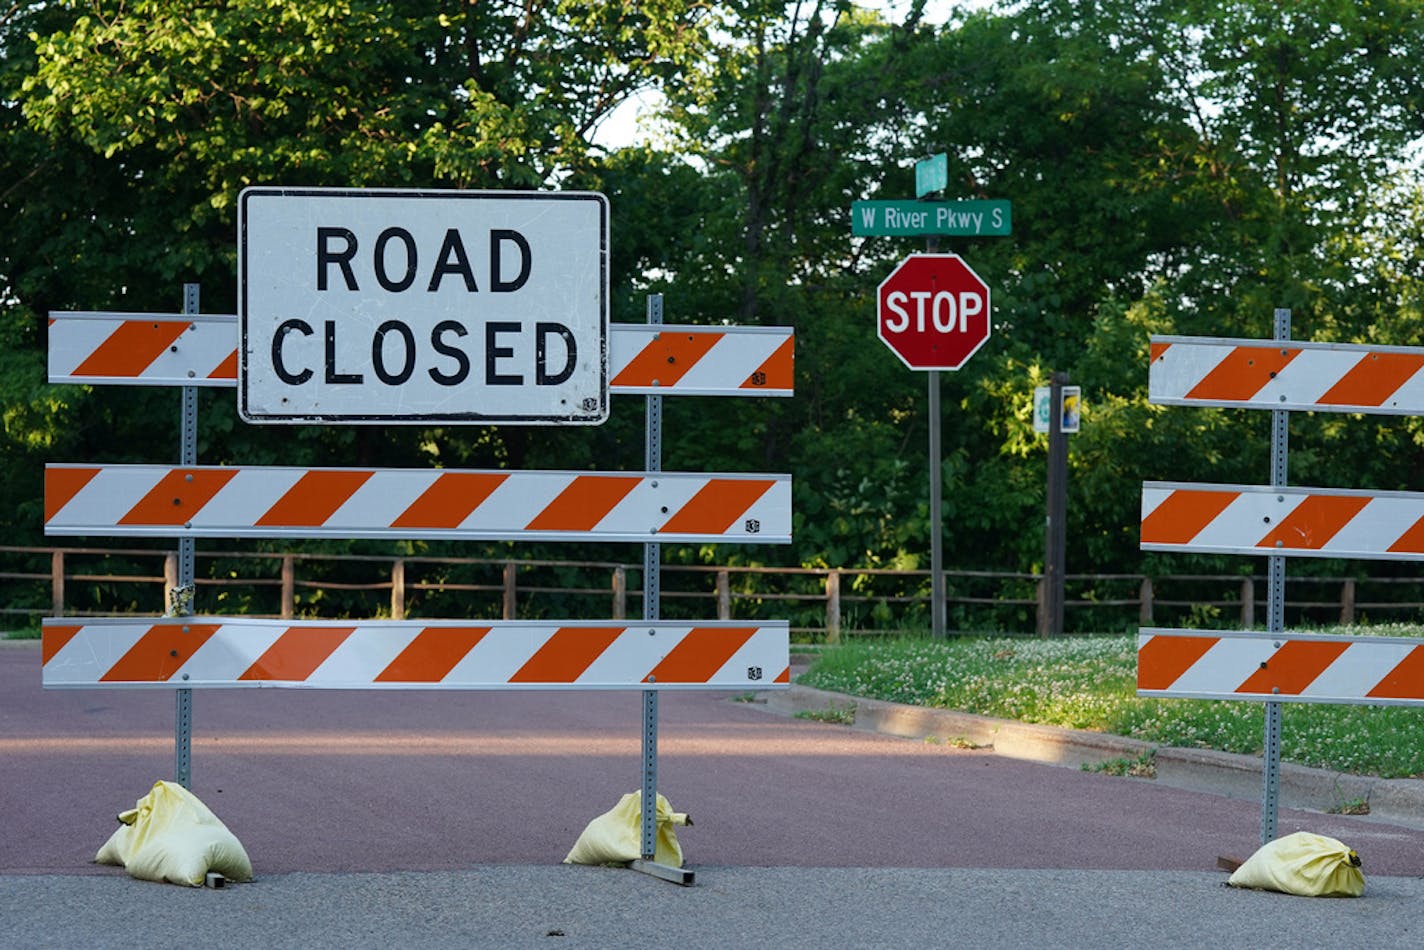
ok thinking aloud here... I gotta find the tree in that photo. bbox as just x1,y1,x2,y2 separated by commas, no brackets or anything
1,0,719,545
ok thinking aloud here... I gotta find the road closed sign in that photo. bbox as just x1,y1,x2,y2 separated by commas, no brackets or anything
239,188,609,425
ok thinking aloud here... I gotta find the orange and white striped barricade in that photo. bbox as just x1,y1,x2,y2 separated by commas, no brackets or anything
1140,481,1424,560
41,618,791,691
1137,627,1424,706
47,312,240,387
44,464,791,544
47,312,794,397
1149,335,1424,415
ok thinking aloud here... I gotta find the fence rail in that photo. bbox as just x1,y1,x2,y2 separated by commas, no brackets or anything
5,545,1424,641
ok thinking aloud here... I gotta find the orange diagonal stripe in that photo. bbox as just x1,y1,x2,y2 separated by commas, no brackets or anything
1387,515,1424,555
1234,640,1350,696
117,468,239,526
255,471,374,527
647,627,758,684
741,336,795,390
525,477,642,532
774,666,791,683
208,349,238,381
44,466,101,522
660,479,776,535
101,623,221,682
391,473,508,529
374,626,491,683
611,332,721,388
239,626,354,681
1366,646,1424,701
1186,346,1299,401
42,624,84,665
1318,352,1424,408
510,627,624,683
1140,489,1239,545
1257,495,1369,551
1149,341,1172,362
72,320,189,378
1137,634,1218,690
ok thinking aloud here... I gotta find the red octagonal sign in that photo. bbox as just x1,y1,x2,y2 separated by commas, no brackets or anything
877,253,991,370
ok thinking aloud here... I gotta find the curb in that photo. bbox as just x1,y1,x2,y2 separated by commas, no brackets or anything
754,683,1424,830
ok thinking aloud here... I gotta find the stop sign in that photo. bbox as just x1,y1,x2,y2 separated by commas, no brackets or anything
877,253,991,370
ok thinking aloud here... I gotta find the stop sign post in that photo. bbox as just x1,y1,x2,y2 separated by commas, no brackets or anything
877,253,991,371
875,251,993,641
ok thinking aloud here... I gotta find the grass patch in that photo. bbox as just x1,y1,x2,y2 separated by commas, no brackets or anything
1329,796,1371,816
1082,751,1157,778
924,735,988,750
797,633,1424,779
794,706,855,725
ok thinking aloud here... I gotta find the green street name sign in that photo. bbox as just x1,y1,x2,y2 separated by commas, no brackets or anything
851,199,1012,237
915,153,948,197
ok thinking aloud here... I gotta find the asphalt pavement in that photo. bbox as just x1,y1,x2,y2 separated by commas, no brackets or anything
4,638,1424,948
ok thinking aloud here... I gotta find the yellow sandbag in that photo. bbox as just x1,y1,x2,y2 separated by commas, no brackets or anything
1227,831,1363,897
564,791,691,868
95,780,253,886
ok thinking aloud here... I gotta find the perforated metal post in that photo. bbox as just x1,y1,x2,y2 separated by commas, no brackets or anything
175,283,200,789
641,293,662,863
628,295,692,886
1261,308,1290,844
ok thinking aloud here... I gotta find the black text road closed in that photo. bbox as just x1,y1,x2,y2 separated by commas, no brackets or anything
238,188,609,424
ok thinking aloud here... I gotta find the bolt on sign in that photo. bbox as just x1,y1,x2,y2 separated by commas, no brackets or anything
239,188,609,425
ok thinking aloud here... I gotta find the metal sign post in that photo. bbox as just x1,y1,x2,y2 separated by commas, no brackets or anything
632,293,691,884
1261,308,1290,843
641,293,662,864
928,369,945,638
175,283,200,788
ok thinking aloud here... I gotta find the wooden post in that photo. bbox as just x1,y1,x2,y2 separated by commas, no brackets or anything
280,555,295,619
825,570,841,645
612,566,626,620
1041,371,1070,637
390,559,406,620
503,562,517,620
1341,578,1356,626
164,552,178,612
1035,574,1048,636
51,551,65,617
716,570,731,620
1138,577,1153,626
1241,577,1255,628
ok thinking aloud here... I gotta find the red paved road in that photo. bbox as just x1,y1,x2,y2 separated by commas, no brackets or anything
4,642,1422,876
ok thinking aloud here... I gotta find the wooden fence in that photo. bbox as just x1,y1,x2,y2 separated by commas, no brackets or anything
5,545,1424,640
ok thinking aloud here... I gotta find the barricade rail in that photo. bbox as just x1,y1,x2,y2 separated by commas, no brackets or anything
7,544,1424,639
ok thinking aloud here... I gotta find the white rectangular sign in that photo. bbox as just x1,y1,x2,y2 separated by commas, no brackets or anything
1033,385,1081,433
239,188,609,425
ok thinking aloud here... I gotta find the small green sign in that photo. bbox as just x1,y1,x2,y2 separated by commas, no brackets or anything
851,199,1012,237
915,153,948,197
